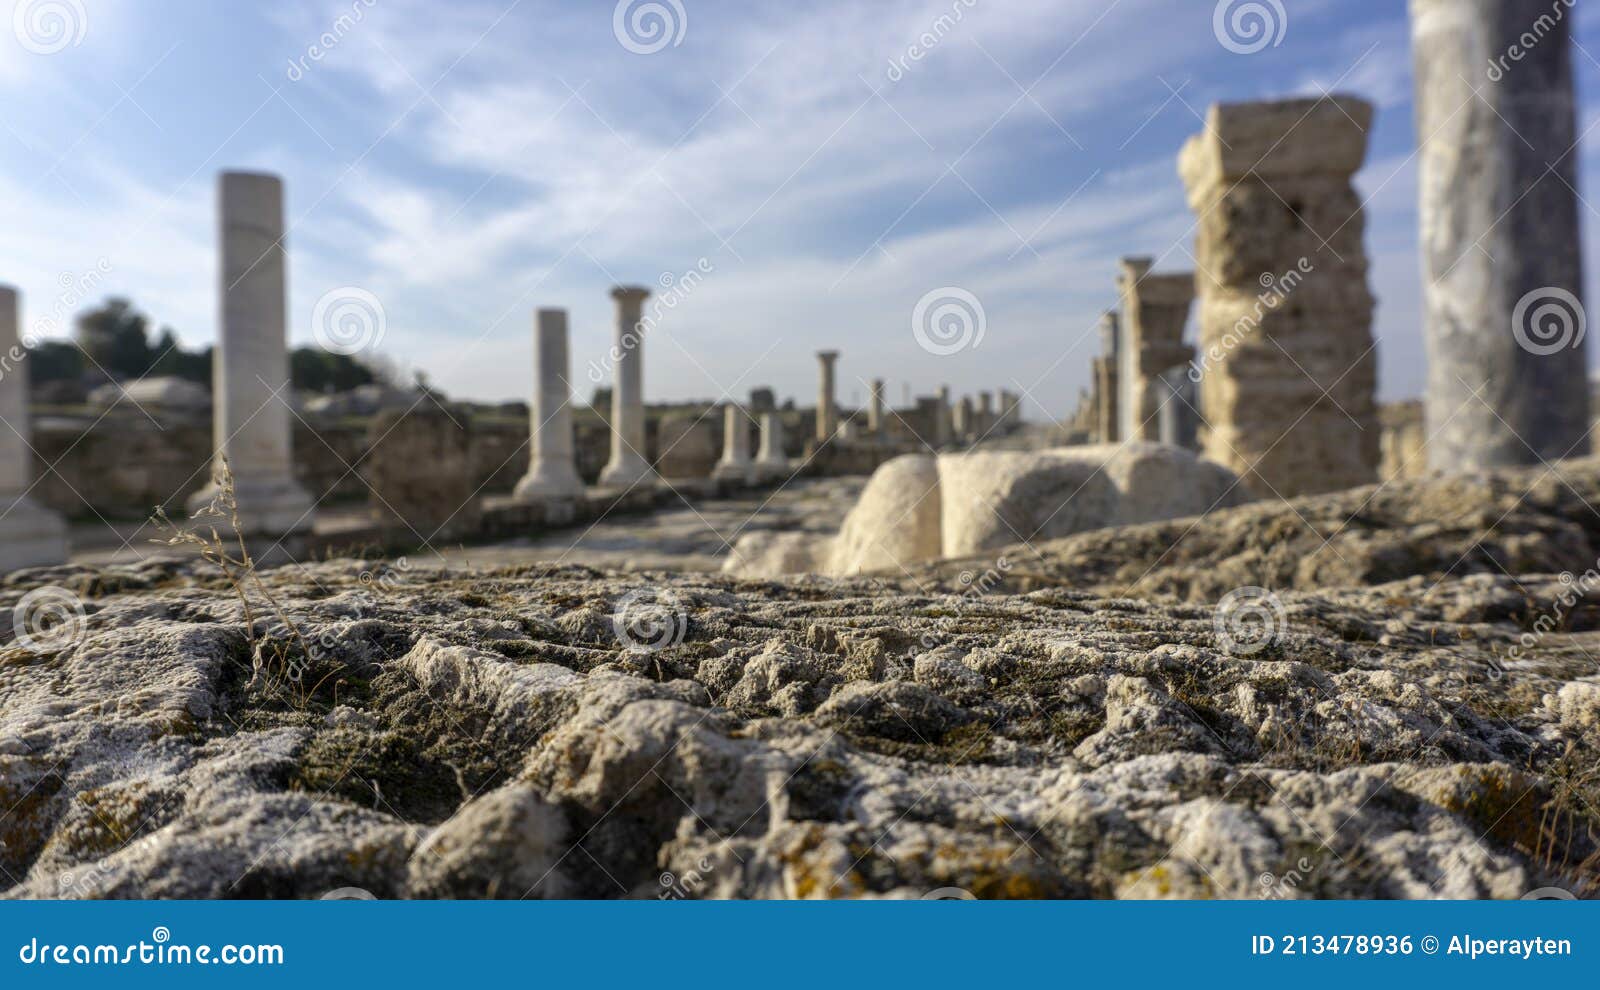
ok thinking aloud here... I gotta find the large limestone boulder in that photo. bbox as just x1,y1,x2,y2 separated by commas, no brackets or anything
938,450,1121,557
827,453,941,575
1052,442,1247,525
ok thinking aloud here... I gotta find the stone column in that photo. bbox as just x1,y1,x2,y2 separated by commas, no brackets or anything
713,403,755,483
1156,366,1200,450
1116,258,1196,443
1180,97,1379,496
955,396,974,440
756,412,787,474
0,287,68,570
815,350,839,442
1095,311,1121,443
999,390,1021,429
936,385,953,447
977,391,995,436
868,378,886,437
187,171,314,535
1412,0,1588,470
599,286,655,487
514,308,585,500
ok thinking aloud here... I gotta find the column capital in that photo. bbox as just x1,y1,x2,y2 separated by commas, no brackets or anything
611,285,652,303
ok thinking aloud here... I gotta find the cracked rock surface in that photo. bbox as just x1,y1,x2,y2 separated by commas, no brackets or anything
2,460,1598,899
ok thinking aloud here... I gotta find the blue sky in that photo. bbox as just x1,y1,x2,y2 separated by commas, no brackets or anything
2,0,1598,417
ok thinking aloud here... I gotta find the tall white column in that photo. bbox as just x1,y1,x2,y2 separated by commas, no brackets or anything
815,350,839,442
515,308,585,499
599,286,655,487
756,411,787,477
0,287,68,570
713,403,755,483
187,171,313,535
1413,0,1589,470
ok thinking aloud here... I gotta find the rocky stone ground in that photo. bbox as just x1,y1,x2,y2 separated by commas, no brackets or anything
1,461,1596,899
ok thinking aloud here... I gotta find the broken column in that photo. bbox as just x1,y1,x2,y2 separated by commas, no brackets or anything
1412,0,1589,469
0,286,68,570
955,396,974,440
599,286,655,487
868,378,886,437
756,412,787,476
815,350,839,442
514,308,585,500
1180,96,1379,496
713,403,756,483
1116,258,1195,444
187,171,314,535
1094,311,1121,443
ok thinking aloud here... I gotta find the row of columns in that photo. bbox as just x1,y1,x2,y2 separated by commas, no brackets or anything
812,350,1017,447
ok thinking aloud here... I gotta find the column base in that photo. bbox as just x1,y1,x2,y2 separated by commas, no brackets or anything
712,461,756,484
186,475,315,537
513,466,586,501
597,457,656,489
0,495,69,571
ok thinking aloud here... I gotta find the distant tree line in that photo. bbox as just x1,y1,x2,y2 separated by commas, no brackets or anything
26,297,387,394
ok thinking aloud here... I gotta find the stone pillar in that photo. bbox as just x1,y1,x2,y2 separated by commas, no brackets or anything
954,396,973,440
815,350,839,442
868,378,886,437
1180,96,1379,496
977,391,995,436
0,287,68,570
187,171,314,535
935,385,953,447
713,403,756,483
1156,367,1200,451
1095,311,1121,443
756,411,787,474
999,390,1021,429
514,308,585,500
1412,0,1588,470
1116,258,1195,443
599,286,655,487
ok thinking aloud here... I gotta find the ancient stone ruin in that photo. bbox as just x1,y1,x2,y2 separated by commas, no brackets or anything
1179,96,1380,497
